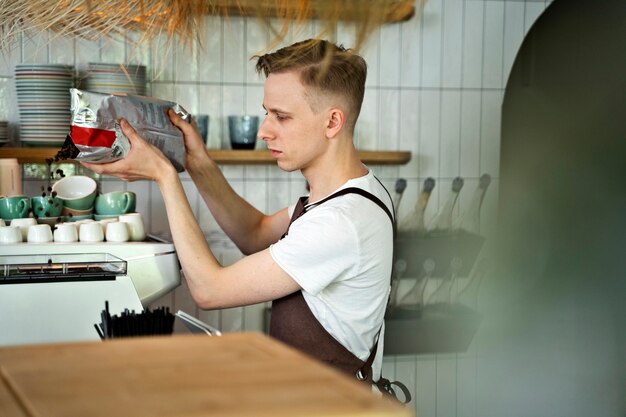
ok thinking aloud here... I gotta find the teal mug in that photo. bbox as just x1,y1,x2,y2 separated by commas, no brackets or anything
31,196,63,218
51,175,97,211
0,195,30,220
95,191,136,215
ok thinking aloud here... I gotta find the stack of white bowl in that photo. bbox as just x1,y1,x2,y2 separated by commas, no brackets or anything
0,121,8,146
14,64,74,147
84,63,147,96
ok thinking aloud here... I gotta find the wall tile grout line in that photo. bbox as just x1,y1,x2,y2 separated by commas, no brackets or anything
458,0,467,187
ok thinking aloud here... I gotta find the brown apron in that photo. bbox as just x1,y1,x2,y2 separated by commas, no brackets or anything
270,187,411,403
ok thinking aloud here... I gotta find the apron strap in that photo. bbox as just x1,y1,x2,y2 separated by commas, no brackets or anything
375,377,413,404
281,186,394,239
308,186,394,226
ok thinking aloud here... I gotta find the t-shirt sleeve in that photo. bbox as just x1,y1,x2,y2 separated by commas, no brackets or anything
269,206,359,295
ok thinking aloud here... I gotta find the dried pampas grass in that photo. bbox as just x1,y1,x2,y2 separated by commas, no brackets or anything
0,0,422,53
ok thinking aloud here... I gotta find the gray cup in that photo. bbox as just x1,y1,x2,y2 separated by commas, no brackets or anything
228,115,258,150
195,114,209,144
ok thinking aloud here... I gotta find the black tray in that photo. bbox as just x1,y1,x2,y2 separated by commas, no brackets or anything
394,230,485,277
384,303,482,354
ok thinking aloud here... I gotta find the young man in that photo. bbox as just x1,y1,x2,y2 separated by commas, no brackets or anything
83,39,394,387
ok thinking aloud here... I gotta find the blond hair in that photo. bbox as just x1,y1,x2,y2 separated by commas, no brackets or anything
254,39,367,133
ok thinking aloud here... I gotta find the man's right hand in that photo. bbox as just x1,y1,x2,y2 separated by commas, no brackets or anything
167,108,211,171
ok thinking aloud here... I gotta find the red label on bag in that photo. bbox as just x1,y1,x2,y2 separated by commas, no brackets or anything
70,125,116,148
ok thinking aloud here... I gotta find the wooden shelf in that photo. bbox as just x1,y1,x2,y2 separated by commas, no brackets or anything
216,0,416,23
0,148,411,166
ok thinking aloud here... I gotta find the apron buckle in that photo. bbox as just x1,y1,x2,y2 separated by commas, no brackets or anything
355,369,368,381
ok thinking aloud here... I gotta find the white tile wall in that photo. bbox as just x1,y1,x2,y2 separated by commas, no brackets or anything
2,1,553,416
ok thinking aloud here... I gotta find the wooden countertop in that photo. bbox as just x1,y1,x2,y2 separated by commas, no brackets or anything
0,332,412,417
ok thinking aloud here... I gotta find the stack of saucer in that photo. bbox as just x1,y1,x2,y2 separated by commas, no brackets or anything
0,121,8,146
14,64,74,147
84,63,147,96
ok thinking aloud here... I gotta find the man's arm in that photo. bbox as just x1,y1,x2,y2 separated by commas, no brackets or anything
169,110,289,255
83,119,301,309
157,169,300,309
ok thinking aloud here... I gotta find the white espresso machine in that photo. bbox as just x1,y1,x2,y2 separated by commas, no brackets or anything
0,235,180,346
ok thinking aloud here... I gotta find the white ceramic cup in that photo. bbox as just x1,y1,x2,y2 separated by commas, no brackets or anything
10,217,37,241
75,219,95,226
105,221,130,242
53,223,78,243
27,224,53,243
79,222,104,242
118,213,146,241
98,218,118,238
0,226,23,244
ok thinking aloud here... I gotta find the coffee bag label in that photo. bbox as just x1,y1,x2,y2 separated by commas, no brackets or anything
68,88,190,172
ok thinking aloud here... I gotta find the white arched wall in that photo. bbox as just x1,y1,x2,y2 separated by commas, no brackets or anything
482,0,626,416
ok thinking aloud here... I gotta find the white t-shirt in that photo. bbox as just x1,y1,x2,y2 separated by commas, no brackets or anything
269,169,394,380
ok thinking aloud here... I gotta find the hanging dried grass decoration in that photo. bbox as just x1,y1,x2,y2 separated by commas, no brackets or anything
0,0,422,52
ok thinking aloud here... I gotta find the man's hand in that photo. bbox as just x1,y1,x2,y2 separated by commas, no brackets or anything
167,108,210,171
81,118,175,184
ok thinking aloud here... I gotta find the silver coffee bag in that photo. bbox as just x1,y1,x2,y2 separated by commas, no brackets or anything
68,88,190,172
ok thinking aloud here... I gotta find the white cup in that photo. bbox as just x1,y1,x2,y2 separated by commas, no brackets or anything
54,223,78,243
74,219,95,226
79,222,104,242
98,219,118,239
10,217,37,241
118,213,146,241
27,224,53,243
0,226,23,244
105,221,130,242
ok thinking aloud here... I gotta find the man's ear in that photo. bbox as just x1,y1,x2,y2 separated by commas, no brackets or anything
325,108,345,139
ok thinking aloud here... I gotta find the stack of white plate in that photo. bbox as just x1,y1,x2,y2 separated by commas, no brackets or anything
85,63,147,96
14,64,74,147
0,121,8,146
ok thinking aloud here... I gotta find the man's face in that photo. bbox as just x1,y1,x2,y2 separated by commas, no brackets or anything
258,71,329,173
